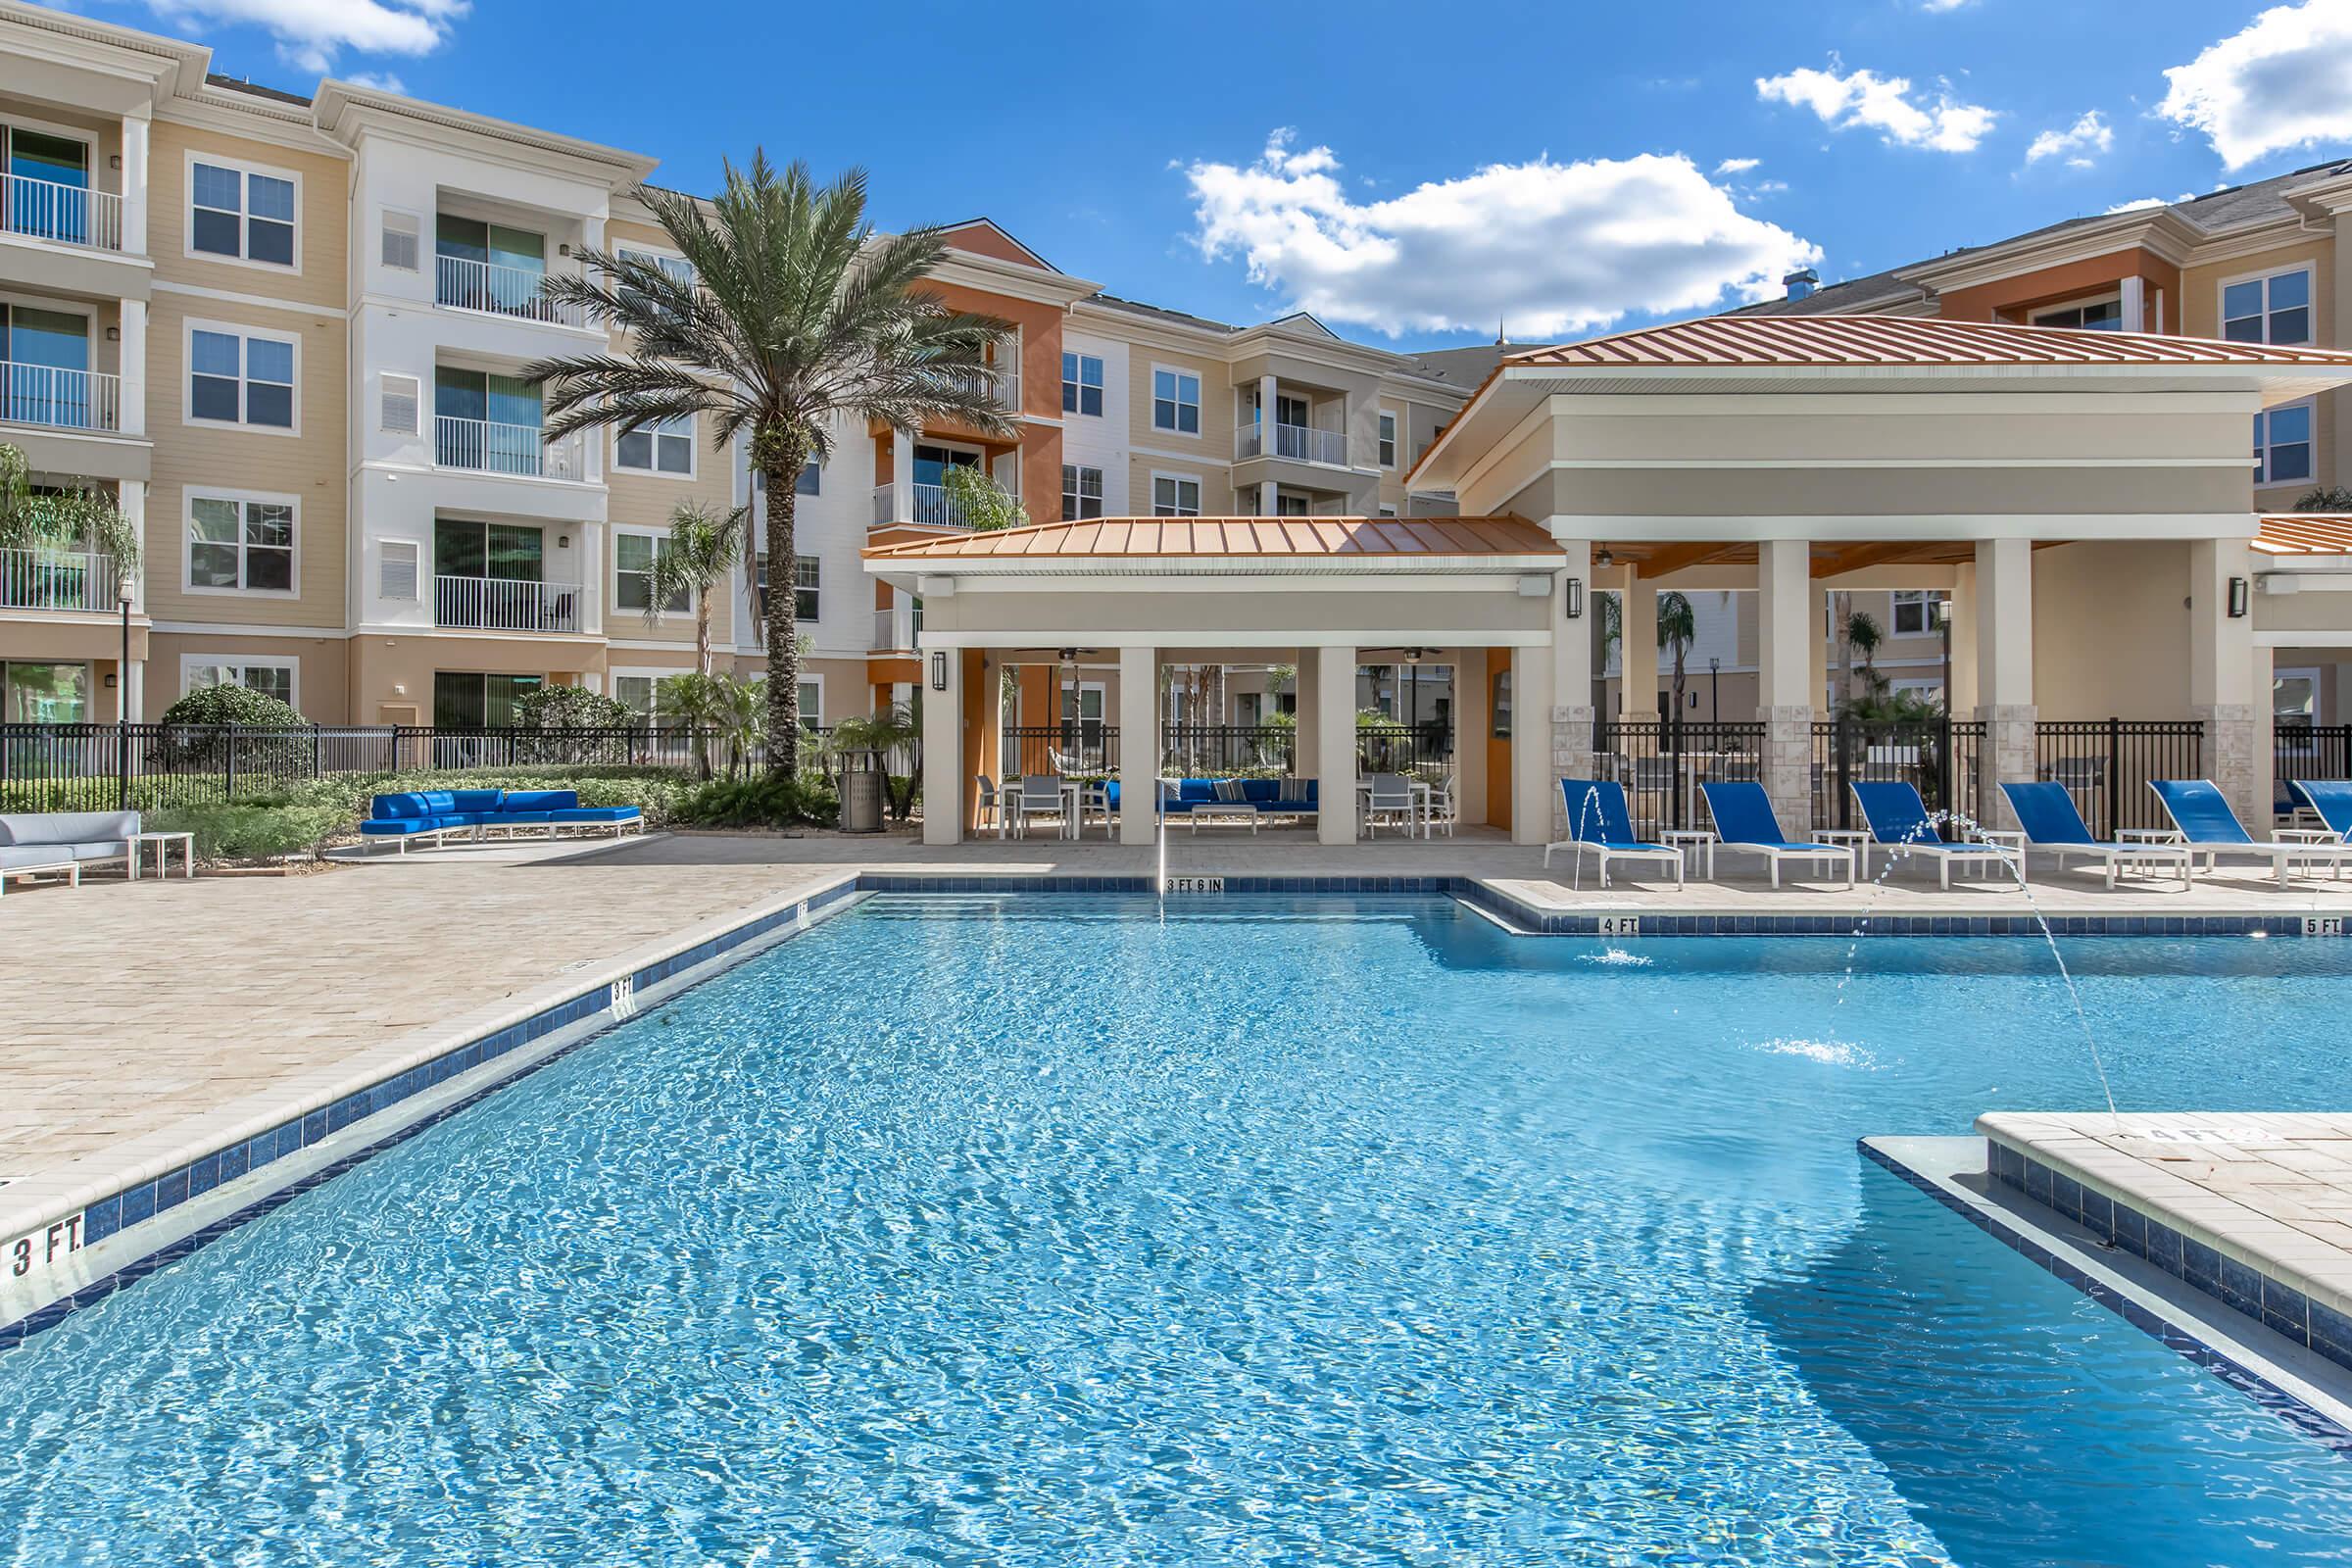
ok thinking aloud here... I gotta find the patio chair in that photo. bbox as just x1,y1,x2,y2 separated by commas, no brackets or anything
1010,775,1067,840
1427,775,1459,837
2151,778,2352,887
975,774,1002,839
1362,773,1416,838
1997,781,2189,890
1544,779,1685,888
1699,781,1856,889
1848,780,2013,889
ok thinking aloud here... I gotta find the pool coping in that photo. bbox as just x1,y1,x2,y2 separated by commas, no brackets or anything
4,870,2343,1346
1861,1135,2352,1454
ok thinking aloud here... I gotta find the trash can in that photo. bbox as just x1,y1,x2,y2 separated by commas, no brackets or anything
839,747,885,834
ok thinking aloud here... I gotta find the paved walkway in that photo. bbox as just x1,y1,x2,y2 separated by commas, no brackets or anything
8,827,2352,1200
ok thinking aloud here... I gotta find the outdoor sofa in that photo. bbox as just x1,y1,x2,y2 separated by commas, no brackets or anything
1098,778,1320,830
360,789,644,853
0,808,138,893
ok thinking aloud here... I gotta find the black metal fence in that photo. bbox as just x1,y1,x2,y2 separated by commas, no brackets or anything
1812,718,1985,834
2034,719,2203,839
1592,720,1766,834
1161,724,1290,776
997,723,1454,782
1002,724,1119,780
2275,724,2352,819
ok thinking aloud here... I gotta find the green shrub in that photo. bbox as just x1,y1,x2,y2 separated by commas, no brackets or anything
0,765,699,827
150,800,345,860
158,684,305,727
883,773,919,822
672,773,839,828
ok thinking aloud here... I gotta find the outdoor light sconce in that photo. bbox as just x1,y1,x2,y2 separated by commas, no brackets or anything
1564,576,1585,618
929,651,949,691
2229,576,2250,618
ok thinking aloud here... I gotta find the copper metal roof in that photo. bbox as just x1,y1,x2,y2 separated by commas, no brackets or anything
2256,514,2352,556
1506,315,2352,370
861,514,1561,562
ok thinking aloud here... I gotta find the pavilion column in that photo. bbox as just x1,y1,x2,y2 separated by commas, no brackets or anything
2254,645,2278,831
2188,536,2258,827
1975,537,2036,830
1294,648,1320,779
1756,539,1815,832
920,646,965,846
1619,568,1657,722
1945,564,1979,714
1513,631,1557,846
1317,646,1358,845
976,651,1004,801
1119,645,1158,846
1549,542,1594,831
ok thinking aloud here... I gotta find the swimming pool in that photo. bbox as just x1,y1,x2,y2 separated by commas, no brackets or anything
5,892,2352,1565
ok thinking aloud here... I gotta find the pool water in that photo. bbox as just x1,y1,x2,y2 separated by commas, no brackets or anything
6,894,2352,1566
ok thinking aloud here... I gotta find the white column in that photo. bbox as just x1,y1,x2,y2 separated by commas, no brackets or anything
1317,646,1357,845
117,479,146,612
1294,648,1320,777
2188,536,2258,826
1756,539,1814,831
1258,481,1276,516
892,428,913,520
921,648,964,847
2121,275,2146,334
1257,373,1277,446
119,112,149,257
122,658,145,723
1976,536,2035,828
576,523,605,635
1118,645,1157,846
1619,569,1657,721
117,299,146,438
1513,633,1557,846
1945,563,1979,714
2254,644,2278,831
1550,543,1594,809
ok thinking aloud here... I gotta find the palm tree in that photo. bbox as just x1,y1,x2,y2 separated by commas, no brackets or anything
639,499,746,675
1656,590,1696,723
1845,609,1886,700
0,442,138,567
523,155,1016,775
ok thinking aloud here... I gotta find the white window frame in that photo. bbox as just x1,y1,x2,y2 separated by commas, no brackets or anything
1061,463,1104,520
183,149,301,273
612,526,689,614
178,653,299,710
613,413,697,478
793,554,820,621
1150,363,1202,438
1150,470,1202,517
1377,408,1398,468
610,666,672,719
1061,351,1104,417
798,673,824,727
2026,293,2123,331
1889,590,1936,636
182,317,299,436
182,487,300,599
2219,264,2315,347
0,291,96,376
2256,398,2317,488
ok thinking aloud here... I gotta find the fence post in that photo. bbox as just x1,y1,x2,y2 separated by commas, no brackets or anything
1835,715,1852,829
1938,714,1953,823
2104,715,2122,842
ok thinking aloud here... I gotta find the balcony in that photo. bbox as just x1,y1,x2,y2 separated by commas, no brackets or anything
1236,420,1348,466
872,481,1004,530
433,574,582,633
872,604,922,649
1,173,123,253
2,364,120,433
0,548,117,612
434,416,587,481
433,254,590,330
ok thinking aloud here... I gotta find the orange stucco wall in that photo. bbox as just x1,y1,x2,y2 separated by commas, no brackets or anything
1487,652,1513,833
1938,250,2183,329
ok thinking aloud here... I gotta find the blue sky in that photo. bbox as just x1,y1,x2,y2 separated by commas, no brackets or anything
115,0,2352,350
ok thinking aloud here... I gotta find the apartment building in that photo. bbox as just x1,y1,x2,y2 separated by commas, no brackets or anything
0,0,1466,731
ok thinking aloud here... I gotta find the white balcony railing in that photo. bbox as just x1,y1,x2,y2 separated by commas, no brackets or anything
433,254,590,329
433,574,582,633
1238,420,1348,466
433,416,587,480
1,174,124,253
1,363,121,433
0,548,116,612
872,604,922,649
872,481,1002,529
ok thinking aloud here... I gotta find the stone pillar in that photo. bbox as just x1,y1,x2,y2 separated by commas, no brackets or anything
1975,536,2036,830
2188,536,2258,825
1550,542,1595,826
1119,645,1157,846
1756,539,1815,831
1317,645,1357,846
1945,563,1979,715
1620,568,1657,722
1514,631,1557,846
920,645,964,846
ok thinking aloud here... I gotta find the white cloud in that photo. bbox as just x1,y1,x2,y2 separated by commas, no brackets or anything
1755,61,1998,152
1182,130,1820,338
140,0,468,73
1920,0,1974,10
1714,157,1761,174
343,70,407,92
2025,110,2113,168
2160,0,2352,169
2103,191,2198,214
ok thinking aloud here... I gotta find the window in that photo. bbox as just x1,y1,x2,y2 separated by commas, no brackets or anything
433,671,542,729
613,673,658,716
1889,590,1944,635
1378,505,1398,518
186,493,295,594
1152,368,1200,434
2029,298,2121,331
4,126,93,244
1492,668,1512,739
1152,474,1200,516
614,246,694,323
188,325,294,430
1061,352,1103,416
183,658,295,708
794,555,820,620
616,414,694,475
0,303,92,428
2256,401,2315,486
435,216,548,317
190,158,295,267
2224,268,2313,346
1378,410,1397,467
798,677,822,725
1275,494,1310,516
435,517,544,582
1061,464,1104,520
615,531,689,612
797,460,820,496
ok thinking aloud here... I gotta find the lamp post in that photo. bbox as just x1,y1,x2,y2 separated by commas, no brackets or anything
1935,594,1952,712
1709,657,1720,724
117,569,136,810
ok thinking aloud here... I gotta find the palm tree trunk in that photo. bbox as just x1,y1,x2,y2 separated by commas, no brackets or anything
758,438,803,778
695,591,712,677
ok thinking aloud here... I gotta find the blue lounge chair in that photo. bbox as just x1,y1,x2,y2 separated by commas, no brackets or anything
1699,781,1855,888
2150,779,2352,887
1848,780,2012,889
1544,779,1684,888
2287,778,2352,843
1998,781,2189,889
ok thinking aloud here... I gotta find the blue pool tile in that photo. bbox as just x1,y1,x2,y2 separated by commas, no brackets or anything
186,1153,220,1200
218,1141,249,1183
2311,1302,2352,1370
2109,1203,2146,1257
2025,1158,2051,1205
2079,1189,2113,1242
153,1166,189,1214
2262,1277,2310,1343
2183,1237,2222,1295
2146,1222,2183,1277
2050,1172,2082,1222
118,1181,156,1229
300,1109,328,1148
2219,1254,2263,1317
81,1195,121,1246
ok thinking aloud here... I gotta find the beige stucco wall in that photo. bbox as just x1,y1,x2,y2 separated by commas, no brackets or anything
2030,541,2193,715
350,633,606,725
146,629,351,721
1508,465,2249,521
919,581,1553,646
